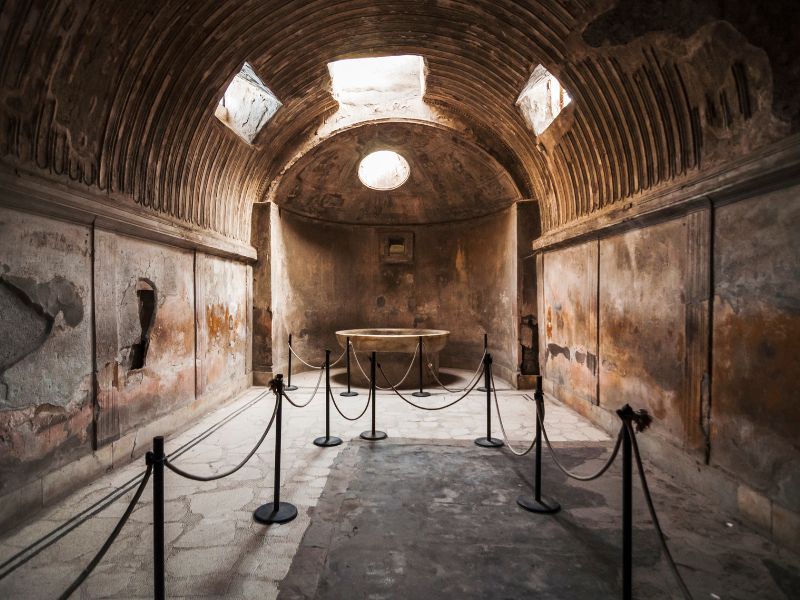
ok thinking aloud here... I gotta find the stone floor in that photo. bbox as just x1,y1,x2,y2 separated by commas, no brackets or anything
0,367,797,599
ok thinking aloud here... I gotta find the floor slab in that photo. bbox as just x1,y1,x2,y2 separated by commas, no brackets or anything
0,367,797,599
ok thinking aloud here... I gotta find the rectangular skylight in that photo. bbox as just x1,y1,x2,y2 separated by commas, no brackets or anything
215,62,282,144
327,55,426,106
516,65,572,136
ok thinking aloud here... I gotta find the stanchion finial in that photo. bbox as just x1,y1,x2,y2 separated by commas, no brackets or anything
616,404,652,432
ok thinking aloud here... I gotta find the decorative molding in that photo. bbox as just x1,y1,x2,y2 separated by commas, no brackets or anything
532,134,800,253
0,169,257,262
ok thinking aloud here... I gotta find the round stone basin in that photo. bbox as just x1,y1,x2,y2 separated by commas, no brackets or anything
336,328,450,353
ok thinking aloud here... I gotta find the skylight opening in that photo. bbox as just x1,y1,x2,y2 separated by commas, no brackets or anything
358,151,411,190
215,62,282,144
516,65,572,136
327,55,426,106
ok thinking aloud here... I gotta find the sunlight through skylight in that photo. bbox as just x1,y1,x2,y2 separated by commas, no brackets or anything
328,55,425,106
516,65,572,135
358,151,411,190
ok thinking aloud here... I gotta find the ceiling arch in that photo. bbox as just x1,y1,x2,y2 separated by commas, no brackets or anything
273,121,522,225
0,1,793,243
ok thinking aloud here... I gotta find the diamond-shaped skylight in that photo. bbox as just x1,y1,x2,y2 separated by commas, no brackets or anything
516,65,572,135
215,62,281,144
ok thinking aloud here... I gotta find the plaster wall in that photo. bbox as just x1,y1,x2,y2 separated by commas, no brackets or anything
0,207,92,495
538,185,800,550
196,253,252,400
271,206,518,384
0,205,252,531
94,231,196,444
711,187,800,522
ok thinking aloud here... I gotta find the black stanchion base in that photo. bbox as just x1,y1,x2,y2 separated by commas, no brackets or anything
411,391,431,397
474,436,504,448
285,385,298,391
516,495,561,514
253,502,298,524
313,435,343,447
360,430,388,441
340,391,359,397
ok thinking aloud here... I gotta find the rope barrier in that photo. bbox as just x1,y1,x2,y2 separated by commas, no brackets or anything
489,377,536,456
283,366,325,408
329,346,348,368
163,396,279,482
627,421,694,600
378,362,480,410
287,342,324,369
351,341,419,390
424,348,486,393
330,386,371,421
538,408,624,481
57,464,153,600
0,388,271,581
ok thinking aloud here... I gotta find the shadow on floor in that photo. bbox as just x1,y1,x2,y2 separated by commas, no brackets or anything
279,439,800,600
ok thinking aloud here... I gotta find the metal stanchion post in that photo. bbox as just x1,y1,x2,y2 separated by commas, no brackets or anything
315,350,342,447
412,335,431,397
621,408,633,600
517,375,560,513
475,353,503,448
147,436,166,600
286,334,298,391
477,333,489,392
254,374,298,524
341,336,358,397
360,352,387,440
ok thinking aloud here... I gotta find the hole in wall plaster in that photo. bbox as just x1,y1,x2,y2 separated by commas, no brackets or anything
380,231,414,264
387,237,406,255
129,280,156,371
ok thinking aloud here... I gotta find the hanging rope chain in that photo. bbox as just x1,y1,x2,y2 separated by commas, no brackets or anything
424,348,486,393
489,375,537,456
329,346,348,367
351,341,419,390
627,421,694,599
378,362,481,410
330,386,371,421
287,342,325,369
283,366,325,407
163,396,279,482
56,464,153,600
538,408,624,481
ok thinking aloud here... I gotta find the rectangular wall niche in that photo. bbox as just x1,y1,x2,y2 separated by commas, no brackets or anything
380,231,414,264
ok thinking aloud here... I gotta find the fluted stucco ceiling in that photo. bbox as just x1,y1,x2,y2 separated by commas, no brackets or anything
0,1,795,242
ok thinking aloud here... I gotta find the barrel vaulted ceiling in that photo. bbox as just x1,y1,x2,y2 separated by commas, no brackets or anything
0,1,795,242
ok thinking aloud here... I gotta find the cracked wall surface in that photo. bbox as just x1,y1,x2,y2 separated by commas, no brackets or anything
94,232,196,446
0,206,252,528
538,184,800,549
0,206,92,498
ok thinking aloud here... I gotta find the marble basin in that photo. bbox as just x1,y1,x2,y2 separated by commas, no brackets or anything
336,328,450,353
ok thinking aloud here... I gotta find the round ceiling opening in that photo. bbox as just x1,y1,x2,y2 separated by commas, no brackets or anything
358,150,410,190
